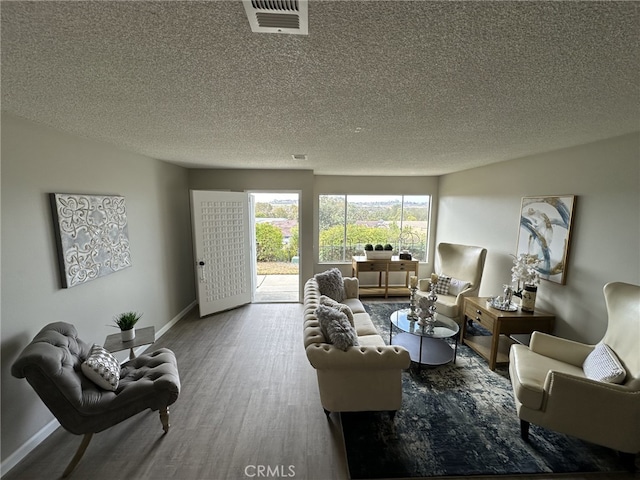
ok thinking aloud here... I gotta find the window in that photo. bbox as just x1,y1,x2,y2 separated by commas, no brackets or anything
318,194,431,262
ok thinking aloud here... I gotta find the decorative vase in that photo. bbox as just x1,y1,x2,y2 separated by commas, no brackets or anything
521,284,537,312
408,286,418,320
121,328,135,341
417,283,438,334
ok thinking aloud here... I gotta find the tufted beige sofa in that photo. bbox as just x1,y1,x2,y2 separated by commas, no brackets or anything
303,276,411,415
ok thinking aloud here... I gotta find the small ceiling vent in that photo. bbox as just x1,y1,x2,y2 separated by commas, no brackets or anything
243,0,308,35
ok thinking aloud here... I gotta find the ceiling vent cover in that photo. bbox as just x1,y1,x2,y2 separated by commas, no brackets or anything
243,0,308,35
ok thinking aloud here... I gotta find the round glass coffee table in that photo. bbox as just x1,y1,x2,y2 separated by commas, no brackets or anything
390,309,459,368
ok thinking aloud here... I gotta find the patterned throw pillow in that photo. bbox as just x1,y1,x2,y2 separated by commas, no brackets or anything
583,342,626,384
319,295,355,327
81,344,120,391
315,268,345,302
315,304,359,351
434,275,452,295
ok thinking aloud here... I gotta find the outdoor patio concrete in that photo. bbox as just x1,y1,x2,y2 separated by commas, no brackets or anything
254,274,299,303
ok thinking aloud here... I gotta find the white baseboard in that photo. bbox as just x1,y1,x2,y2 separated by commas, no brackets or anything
158,300,197,339
1,418,60,477
131,300,197,357
0,300,197,478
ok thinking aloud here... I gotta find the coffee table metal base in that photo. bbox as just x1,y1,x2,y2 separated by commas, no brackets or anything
392,332,456,367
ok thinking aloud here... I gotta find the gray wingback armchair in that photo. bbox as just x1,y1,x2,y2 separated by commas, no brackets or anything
11,322,180,477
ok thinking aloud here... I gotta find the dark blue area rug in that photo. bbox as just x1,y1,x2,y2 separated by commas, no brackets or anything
341,302,628,479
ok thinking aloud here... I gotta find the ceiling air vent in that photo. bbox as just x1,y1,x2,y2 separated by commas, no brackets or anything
243,0,308,35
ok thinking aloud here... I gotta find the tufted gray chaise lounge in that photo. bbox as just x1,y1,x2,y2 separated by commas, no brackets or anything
11,322,180,477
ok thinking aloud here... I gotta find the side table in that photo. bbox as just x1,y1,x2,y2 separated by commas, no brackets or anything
104,326,156,360
461,297,555,370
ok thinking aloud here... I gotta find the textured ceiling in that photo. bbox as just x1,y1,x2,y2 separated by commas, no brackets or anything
2,1,638,176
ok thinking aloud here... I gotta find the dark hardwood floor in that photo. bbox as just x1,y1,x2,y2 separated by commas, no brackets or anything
4,301,637,480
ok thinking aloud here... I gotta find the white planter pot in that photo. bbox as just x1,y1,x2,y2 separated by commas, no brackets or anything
121,328,135,342
365,250,394,260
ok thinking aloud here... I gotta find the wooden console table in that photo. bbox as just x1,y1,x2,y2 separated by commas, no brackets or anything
461,297,555,370
351,256,419,298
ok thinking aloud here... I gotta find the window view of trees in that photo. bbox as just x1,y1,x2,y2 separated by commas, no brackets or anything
254,202,298,221
319,195,430,262
252,193,429,270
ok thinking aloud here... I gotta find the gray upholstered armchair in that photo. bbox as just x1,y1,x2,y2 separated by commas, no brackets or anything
416,242,488,324
11,322,180,477
509,282,640,456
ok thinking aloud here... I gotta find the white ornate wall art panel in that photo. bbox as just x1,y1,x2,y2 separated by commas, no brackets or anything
50,193,132,288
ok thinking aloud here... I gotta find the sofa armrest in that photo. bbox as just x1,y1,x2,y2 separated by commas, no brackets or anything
530,331,594,367
343,277,360,299
418,279,432,292
306,344,410,370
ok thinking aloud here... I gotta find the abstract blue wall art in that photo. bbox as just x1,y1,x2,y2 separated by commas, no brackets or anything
516,195,576,285
50,193,132,288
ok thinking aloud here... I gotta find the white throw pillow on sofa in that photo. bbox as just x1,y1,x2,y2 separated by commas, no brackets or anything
319,295,355,327
315,304,359,351
315,268,345,302
583,342,626,384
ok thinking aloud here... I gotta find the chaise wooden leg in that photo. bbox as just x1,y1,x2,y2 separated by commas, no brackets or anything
62,432,93,478
520,420,530,441
159,406,170,433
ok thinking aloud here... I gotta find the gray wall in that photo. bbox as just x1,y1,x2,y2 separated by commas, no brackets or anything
1,113,196,465
435,132,640,344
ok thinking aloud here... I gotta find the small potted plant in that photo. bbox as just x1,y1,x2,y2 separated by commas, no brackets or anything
113,311,142,341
